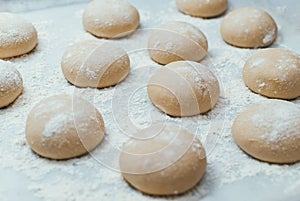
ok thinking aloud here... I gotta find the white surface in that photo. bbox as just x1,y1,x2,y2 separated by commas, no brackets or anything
0,0,299,201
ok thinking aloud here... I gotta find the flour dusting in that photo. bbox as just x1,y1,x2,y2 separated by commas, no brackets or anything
262,28,275,45
0,60,23,96
42,113,73,138
251,101,300,143
0,1,299,201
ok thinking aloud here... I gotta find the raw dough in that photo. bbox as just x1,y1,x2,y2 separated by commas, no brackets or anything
61,40,130,88
148,61,220,117
232,100,300,164
83,0,140,38
26,94,105,160
243,48,300,99
177,0,228,18
148,21,208,65
0,12,38,58
119,124,206,195
0,60,23,108
221,7,277,48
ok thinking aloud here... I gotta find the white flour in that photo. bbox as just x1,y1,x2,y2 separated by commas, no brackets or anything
251,101,300,143
262,28,276,45
0,0,299,201
0,12,37,49
0,61,23,94
42,113,73,139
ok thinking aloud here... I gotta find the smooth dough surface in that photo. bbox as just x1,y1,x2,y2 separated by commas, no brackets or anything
148,61,220,117
221,7,277,48
243,48,300,99
61,40,130,88
119,124,206,195
26,94,105,160
0,12,38,58
0,60,23,108
83,0,140,38
148,21,208,65
177,0,228,18
232,100,300,164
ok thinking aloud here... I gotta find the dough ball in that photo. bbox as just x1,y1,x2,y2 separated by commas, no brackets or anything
232,100,300,164
61,40,130,88
148,61,220,117
83,0,140,38
119,124,206,195
148,21,208,65
0,12,38,58
177,0,228,18
221,7,277,48
0,60,23,108
243,48,300,100
26,94,105,160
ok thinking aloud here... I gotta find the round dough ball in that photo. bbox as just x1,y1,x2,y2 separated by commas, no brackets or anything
0,12,38,58
61,40,130,88
0,60,23,108
221,7,277,48
26,94,105,160
83,0,140,38
148,61,220,117
119,124,206,195
148,21,208,65
232,100,300,164
177,0,228,18
243,48,300,100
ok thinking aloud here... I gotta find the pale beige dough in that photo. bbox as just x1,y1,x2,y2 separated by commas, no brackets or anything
119,124,206,195
26,94,105,160
61,40,130,88
0,12,38,58
177,0,228,18
232,100,300,164
221,7,277,48
83,0,140,38
148,61,220,117
0,60,23,108
243,48,300,100
148,21,208,65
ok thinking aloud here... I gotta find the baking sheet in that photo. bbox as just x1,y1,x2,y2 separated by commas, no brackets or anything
0,0,299,200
